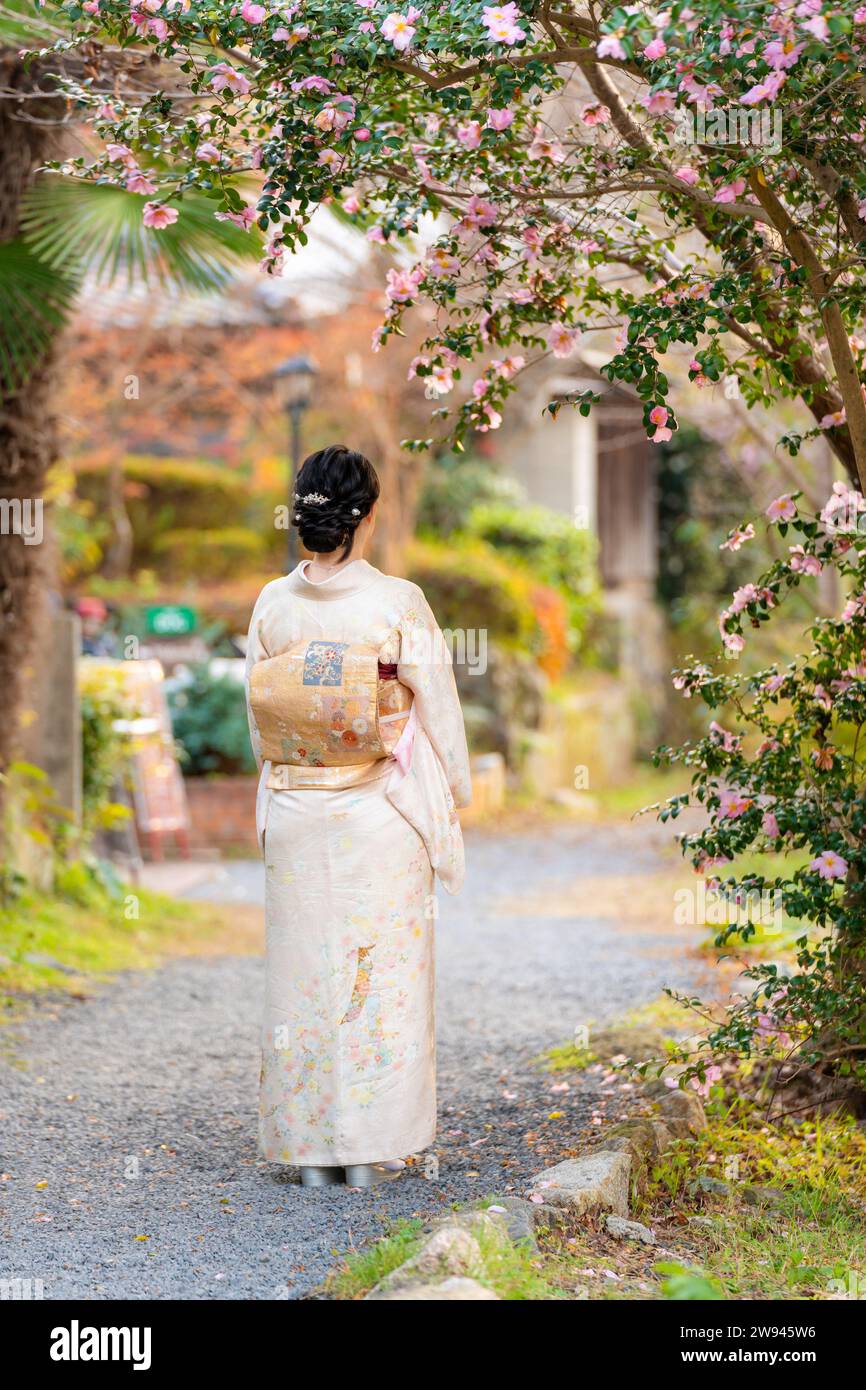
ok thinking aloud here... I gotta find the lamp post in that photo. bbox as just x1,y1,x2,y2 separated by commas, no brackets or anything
272,354,318,571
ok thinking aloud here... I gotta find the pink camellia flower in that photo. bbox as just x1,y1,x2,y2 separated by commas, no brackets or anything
729,582,759,614
766,493,796,522
209,62,252,95
197,141,221,163
820,408,846,428
106,142,134,164
580,102,610,126
720,523,755,551
674,166,699,186
717,787,752,819
83,1,100,14
809,850,848,881
546,322,580,358
527,125,565,163
354,127,371,141
426,246,460,278
215,206,256,230
142,201,179,229
482,3,525,45
342,193,362,214
460,193,497,230
477,402,502,431
649,404,669,427
741,71,786,104
802,13,829,40
596,33,626,60
788,545,822,576
241,0,266,22
764,39,804,70
457,120,482,149
486,107,514,131
381,9,418,50
125,170,157,195
721,629,745,655
652,426,673,442
641,89,676,115
427,364,454,395
762,811,780,839
690,1065,722,1099
709,720,740,752
643,37,667,60
714,177,746,203
492,354,524,379
291,75,332,94
385,265,423,303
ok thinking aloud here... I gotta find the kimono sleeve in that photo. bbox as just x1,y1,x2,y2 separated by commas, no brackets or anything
397,588,472,809
244,591,270,773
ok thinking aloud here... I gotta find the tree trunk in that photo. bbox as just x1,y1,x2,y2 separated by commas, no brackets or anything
0,82,58,837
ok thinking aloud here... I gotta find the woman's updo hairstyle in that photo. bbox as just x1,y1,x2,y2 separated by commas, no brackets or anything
292,444,380,561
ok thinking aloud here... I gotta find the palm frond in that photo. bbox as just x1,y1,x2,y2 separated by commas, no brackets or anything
20,178,262,293
0,239,80,391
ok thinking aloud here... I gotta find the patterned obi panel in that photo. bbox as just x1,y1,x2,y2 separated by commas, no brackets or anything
249,640,413,779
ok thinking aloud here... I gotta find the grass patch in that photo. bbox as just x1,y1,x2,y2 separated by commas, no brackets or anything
637,1096,866,1300
591,764,691,820
536,995,692,1073
327,1218,425,1300
0,877,262,1016
328,1205,562,1301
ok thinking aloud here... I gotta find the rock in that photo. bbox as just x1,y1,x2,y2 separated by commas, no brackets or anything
370,1277,500,1301
657,1086,706,1136
742,1185,786,1208
650,1119,674,1151
589,1025,669,1064
605,1215,656,1245
600,1118,662,1165
528,1202,569,1231
367,1212,510,1300
485,1198,538,1251
23,952,77,975
690,1175,730,1197
526,1151,631,1218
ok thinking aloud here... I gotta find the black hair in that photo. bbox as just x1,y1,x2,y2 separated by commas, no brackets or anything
292,445,380,561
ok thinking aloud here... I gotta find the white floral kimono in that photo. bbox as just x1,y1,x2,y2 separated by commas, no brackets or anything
245,558,471,1167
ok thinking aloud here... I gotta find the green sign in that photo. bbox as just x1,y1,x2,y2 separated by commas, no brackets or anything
145,605,198,637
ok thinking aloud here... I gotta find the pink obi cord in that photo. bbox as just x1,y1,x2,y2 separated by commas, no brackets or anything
391,704,416,775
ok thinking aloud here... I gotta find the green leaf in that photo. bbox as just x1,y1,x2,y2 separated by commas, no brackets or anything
0,238,80,391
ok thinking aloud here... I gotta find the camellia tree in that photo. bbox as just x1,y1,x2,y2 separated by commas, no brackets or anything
38,0,866,484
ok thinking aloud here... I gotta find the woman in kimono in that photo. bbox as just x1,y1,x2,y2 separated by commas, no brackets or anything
245,444,471,1188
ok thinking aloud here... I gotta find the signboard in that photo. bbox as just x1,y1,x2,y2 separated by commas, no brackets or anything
87,659,190,854
145,605,198,637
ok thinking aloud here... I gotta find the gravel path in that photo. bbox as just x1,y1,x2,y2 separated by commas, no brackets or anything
0,820,700,1300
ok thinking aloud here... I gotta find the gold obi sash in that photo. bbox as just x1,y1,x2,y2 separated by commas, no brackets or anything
249,640,413,790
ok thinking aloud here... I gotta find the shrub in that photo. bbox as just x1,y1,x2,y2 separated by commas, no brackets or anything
405,535,568,676
416,452,523,535
655,482,866,1097
153,526,268,580
74,457,252,569
464,500,599,654
168,665,257,776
